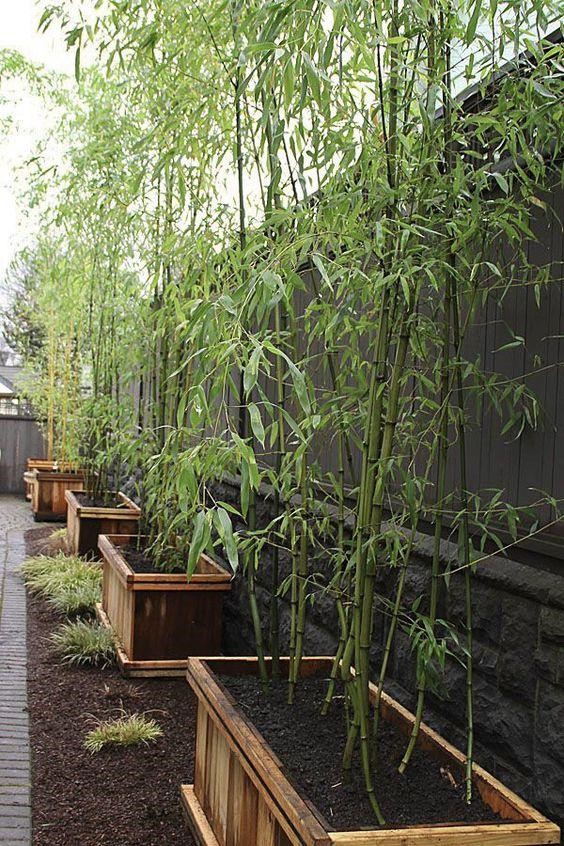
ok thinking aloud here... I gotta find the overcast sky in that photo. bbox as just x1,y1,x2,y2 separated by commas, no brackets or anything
0,1,75,305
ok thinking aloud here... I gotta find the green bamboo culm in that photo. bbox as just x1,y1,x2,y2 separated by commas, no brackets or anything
398,269,452,775
231,0,267,685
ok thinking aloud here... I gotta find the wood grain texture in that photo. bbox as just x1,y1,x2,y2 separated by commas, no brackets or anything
328,823,560,845
24,459,54,499
65,490,140,558
98,534,231,672
180,785,222,846
185,657,560,846
29,469,85,520
96,603,189,677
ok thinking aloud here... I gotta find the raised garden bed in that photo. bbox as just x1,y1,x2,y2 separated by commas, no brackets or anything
65,490,141,558
24,459,57,500
182,656,561,846
26,468,85,521
97,534,231,677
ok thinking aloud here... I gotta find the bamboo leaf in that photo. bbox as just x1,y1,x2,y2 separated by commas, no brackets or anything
287,360,310,415
465,0,482,41
177,462,197,502
244,346,261,395
249,403,265,446
214,507,239,571
187,511,210,577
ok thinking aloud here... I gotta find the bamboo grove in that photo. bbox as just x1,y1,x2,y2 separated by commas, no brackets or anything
2,0,563,819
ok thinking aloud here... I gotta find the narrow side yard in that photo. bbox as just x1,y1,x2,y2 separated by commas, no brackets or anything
0,505,199,846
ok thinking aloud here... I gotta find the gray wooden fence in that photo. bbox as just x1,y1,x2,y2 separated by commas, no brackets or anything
220,179,564,559
0,416,45,495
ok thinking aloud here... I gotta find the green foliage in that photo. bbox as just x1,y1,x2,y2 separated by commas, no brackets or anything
50,620,115,667
9,0,564,818
21,553,102,616
84,713,163,753
0,251,46,360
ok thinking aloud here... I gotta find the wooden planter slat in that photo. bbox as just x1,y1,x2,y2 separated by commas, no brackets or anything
183,657,560,846
24,459,56,500
28,469,85,521
66,490,141,558
181,786,221,846
98,534,231,677
95,603,188,677
327,825,559,846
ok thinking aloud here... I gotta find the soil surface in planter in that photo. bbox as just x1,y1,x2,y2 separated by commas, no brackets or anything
74,492,128,509
222,675,505,831
120,543,186,575
25,528,197,846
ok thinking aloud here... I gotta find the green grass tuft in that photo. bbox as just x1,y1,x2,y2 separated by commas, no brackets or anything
20,553,102,615
84,713,163,753
50,620,115,667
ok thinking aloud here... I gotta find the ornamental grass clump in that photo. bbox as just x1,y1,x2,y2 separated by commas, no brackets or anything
50,620,115,667
21,553,101,616
84,713,163,753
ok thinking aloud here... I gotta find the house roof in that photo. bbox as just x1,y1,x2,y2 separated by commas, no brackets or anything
0,366,22,396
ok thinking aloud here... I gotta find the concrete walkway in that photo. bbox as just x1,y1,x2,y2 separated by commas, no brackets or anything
0,497,47,845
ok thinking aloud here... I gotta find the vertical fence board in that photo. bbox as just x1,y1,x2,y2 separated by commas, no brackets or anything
0,416,45,495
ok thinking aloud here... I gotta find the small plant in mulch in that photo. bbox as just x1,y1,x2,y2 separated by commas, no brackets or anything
20,553,101,616
50,620,116,668
84,712,163,753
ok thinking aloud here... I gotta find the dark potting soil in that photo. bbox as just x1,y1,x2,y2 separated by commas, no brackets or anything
120,543,186,575
24,527,197,846
222,675,506,831
75,492,125,509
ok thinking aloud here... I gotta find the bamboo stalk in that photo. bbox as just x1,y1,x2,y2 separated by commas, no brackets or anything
232,0,267,684
289,448,309,702
399,261,452,775
322,429,348,715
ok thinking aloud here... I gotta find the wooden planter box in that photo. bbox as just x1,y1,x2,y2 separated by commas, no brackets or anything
27,468,85,521
182,656,560,846
24,459,56,500
65,490,141,559
97,534,231,677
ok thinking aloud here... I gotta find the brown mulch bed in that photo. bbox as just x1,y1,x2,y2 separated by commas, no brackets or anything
24,527,197,846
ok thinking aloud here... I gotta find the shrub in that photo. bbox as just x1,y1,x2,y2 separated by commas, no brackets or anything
84,713,163,753
50,620,115,667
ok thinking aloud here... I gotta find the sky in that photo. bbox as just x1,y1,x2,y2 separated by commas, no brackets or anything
0,0,74,308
